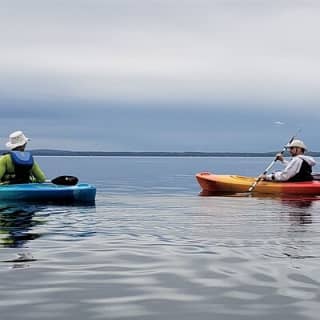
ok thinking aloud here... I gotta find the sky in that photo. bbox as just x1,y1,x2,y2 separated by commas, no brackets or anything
0,0,320,152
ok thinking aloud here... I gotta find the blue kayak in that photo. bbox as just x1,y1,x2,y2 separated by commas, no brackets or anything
0,183,96,204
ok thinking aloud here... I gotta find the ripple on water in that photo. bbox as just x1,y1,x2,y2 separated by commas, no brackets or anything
0,192,320,319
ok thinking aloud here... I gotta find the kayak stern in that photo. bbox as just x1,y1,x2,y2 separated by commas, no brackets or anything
0,183,96,204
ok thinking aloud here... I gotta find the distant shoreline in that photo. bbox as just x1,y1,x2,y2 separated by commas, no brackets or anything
2,150,320,157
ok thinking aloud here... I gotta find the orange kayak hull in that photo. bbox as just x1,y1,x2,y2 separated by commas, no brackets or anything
196,172,320,195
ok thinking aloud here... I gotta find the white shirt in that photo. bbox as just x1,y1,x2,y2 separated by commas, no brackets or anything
265,155,316,182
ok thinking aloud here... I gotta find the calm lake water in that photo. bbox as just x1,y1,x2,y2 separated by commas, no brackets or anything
1,157,320,320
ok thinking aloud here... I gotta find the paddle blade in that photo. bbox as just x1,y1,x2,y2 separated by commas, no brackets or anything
51,176,79,186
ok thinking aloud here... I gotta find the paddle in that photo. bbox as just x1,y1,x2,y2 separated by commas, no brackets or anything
248,131,300,193
50,176,79,186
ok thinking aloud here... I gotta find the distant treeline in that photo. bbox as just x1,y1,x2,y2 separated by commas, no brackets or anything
2,150,320,157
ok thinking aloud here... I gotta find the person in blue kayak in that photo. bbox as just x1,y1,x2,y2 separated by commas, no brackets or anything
0,131,46,184
261,139,316,182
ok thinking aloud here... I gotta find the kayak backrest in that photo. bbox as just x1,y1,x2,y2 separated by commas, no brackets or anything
312,173,320,181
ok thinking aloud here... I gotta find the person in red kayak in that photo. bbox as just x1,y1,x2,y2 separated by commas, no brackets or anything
261,139,316,182
0,130,46,184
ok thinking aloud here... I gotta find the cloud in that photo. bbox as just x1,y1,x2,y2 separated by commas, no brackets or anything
1,1,319,152
1,0,320,106
0,100,318,152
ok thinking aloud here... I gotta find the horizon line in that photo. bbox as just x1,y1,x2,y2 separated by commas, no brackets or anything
2,149,319,157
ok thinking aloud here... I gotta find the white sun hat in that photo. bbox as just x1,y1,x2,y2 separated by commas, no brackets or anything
285,139,308,151
5,131,30,150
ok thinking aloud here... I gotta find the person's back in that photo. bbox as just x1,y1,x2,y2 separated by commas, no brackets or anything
0,131,46,184
287,154,315,182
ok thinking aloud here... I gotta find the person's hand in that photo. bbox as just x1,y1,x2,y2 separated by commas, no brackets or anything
275,153,284,162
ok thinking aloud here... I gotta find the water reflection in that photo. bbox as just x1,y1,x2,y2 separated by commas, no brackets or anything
0,204,43,248
281,199,314,225
277,198,318,263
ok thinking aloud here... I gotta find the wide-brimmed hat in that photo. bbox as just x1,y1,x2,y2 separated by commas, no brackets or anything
5,131,30,150
285,139,308,151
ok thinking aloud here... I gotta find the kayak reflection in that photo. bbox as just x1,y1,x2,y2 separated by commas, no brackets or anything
199,191,319,225
200,189,320,201
0,204,44,248
281,199,314,225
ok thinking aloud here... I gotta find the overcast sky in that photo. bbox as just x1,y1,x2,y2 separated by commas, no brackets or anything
1,0,319,152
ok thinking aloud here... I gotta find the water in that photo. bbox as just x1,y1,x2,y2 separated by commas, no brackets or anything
1,157,320,320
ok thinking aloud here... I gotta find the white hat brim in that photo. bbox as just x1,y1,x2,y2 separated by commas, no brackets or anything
5,137,30,150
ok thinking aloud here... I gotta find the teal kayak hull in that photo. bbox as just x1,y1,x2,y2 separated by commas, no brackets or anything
0,183,96,204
